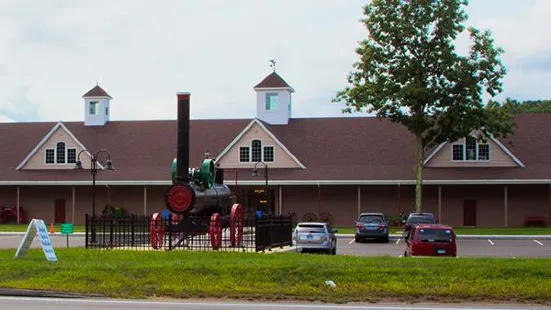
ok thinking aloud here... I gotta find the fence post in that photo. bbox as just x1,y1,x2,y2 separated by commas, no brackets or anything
85,214,89,249
131,214,135,247
168,216,172,251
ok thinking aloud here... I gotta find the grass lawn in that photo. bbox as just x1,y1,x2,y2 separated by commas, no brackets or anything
0,248,550,304
335,226,551,235
0,224,86,233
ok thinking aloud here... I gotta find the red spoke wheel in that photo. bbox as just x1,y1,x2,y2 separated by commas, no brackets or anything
209,213,222,250
149,213,165,249
230,204,244,247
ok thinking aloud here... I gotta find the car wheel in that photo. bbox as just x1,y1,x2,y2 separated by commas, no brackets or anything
354,237,361,243
382,236,389,243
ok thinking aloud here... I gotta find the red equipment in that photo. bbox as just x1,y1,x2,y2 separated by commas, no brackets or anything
149,92,245,250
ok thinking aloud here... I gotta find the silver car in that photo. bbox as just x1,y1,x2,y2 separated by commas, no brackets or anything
292,222,337,255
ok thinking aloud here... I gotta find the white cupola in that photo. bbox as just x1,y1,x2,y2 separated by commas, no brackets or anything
82,84,112,126
253,65,294,125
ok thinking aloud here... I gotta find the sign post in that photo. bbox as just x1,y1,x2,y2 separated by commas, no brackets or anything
61,223,74,248
15,219,57,262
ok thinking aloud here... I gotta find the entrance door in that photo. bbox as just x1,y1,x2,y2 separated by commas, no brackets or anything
463,199,476,226
54,199,66,224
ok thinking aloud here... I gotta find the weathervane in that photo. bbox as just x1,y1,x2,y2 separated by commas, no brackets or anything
269,59,276,72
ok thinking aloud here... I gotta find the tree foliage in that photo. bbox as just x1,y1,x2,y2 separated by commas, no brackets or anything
333,0,515,212
497,98,551,114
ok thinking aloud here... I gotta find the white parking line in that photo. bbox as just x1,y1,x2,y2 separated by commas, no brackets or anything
488,239,494,246
348,239,355,244
395,238,400,244
534,239,544,246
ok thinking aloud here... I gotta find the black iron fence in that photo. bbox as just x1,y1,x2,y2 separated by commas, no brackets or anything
85,214,293,252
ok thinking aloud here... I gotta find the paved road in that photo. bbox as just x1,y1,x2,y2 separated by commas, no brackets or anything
1,297,549,310
0,234,85,249
335,237,551,258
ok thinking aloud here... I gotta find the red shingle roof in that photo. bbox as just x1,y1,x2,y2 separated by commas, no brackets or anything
82,85,112,98
254,72,293,90
0,114,550,184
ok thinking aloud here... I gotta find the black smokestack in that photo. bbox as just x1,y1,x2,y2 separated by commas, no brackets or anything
176,92,190,184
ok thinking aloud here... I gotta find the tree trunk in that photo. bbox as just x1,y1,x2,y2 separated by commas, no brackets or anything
415,135,424,212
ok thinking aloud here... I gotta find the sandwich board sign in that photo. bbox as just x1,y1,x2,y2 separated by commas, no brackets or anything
15,219,57,262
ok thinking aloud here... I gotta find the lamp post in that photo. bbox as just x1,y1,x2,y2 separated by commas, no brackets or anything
252,161,269,214
75,149,115,243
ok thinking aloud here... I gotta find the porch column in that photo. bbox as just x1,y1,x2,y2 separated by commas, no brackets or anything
143,186,148,215
548,185,551,226
504,186,508,227
278,185,282,215
16,187,20,224
357,186,361,217
438,186,442,223
106,185,111,206
72,186,76,224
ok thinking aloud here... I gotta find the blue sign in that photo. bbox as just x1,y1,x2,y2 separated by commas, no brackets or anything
15,219,58,262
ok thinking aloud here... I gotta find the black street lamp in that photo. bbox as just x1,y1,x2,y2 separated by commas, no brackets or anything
252,161,269,214
75,149,115,243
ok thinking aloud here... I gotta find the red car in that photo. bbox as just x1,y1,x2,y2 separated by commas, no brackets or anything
404,224,457,257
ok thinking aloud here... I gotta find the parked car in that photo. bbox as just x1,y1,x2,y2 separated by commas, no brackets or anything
354,212,389,243
292,222,337,255
404,224,457,257
403,212,436,235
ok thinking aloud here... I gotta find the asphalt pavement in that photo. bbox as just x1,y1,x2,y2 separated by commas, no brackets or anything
331,236,551,258
1,297,550,310
1,233,551,257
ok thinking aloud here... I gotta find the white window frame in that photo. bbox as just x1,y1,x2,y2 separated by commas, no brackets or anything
44,143,77,165
450,138,491,162
265,93,278,111
89,101,99,115
263,145,275,162
238,146,250,163
45,148,55,164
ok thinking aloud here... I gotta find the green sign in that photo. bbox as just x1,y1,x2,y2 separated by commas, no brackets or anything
61,223,74,234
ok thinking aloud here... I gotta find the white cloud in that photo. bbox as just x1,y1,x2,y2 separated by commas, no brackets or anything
0,0,548,123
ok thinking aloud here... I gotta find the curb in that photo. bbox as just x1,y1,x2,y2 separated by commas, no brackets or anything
0,288,102,299
336,234,551,240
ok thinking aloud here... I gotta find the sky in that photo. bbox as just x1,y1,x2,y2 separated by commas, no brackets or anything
0,0,549,123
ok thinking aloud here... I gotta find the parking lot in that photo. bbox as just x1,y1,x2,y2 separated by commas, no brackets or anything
1,233,550,258
333,236,551,258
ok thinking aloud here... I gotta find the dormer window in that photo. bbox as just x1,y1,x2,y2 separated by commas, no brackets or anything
266,93,278,111
89,101,99,115
452,136,490,161
56,142,66,164
45,142,77,165
239,140,275,163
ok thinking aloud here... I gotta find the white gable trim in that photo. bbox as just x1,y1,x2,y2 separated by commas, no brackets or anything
215,118,306,169
489,136,525,168
15,121,102,170
423,136,525,168
423,142,446,165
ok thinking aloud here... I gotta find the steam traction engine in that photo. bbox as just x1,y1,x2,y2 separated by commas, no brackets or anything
149,92,244,250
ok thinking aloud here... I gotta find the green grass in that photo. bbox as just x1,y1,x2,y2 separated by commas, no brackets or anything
0,224,85,233
1,248,550,304
335,226,551,235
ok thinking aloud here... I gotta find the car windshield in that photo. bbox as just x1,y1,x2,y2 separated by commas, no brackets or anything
296,224,326,233
408,216,434,224
358,215,383,223
416,228,453,242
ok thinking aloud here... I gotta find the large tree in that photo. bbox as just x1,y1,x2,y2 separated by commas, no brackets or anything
333,0,515,212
